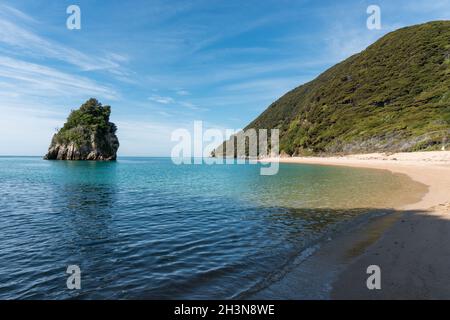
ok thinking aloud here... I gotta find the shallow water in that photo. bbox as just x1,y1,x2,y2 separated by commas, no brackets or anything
0,157,425,299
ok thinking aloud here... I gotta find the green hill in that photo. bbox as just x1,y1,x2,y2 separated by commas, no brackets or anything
216,21,450,157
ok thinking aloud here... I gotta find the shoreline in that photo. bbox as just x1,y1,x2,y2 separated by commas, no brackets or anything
256,151,450,299
262,151,450,210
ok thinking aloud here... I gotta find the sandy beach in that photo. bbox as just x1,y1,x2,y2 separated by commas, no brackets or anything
254,151,450,299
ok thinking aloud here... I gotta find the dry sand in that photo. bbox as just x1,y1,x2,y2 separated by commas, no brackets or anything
253,151,450,299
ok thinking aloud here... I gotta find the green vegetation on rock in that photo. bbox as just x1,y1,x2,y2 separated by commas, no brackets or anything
45,98,119,161
55,98,117,147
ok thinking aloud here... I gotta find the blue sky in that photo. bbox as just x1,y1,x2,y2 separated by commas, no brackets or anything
0,0,448,156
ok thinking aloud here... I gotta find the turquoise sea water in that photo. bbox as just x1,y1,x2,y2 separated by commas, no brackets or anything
0,157,422,299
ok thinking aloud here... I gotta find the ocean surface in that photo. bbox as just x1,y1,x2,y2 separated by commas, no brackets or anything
0,157,424,299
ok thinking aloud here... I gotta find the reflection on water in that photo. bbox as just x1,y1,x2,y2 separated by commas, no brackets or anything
0,157,426,299
56,183,117,239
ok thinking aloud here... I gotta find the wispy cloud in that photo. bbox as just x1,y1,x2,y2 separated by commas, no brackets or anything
0,6,129,75
0,4,37,23
178,101,207,111
148,94,208,112
148,94,175,104
0,100,65,156
175,89,190,96
325,25,383,62
0,56,119,100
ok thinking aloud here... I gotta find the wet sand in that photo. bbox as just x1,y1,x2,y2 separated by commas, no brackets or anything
254,151,450,299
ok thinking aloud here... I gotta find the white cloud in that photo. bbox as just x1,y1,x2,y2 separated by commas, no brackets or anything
175,89,190,96
0,103,64,156
116,119,187,157
158,111,172,117
179,101,209,112
324,25,384,62
148,94,175,104
147,94,209,112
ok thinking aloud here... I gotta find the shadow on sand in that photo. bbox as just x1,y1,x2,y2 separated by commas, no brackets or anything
249,207,450,300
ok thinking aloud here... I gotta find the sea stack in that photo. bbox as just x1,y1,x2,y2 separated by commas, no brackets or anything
44,98,120,161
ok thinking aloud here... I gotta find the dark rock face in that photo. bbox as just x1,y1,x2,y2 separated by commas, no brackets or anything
44,128,119,160
44,99,120,161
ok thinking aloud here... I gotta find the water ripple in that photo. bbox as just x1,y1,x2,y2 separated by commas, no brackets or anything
0,157,423,299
